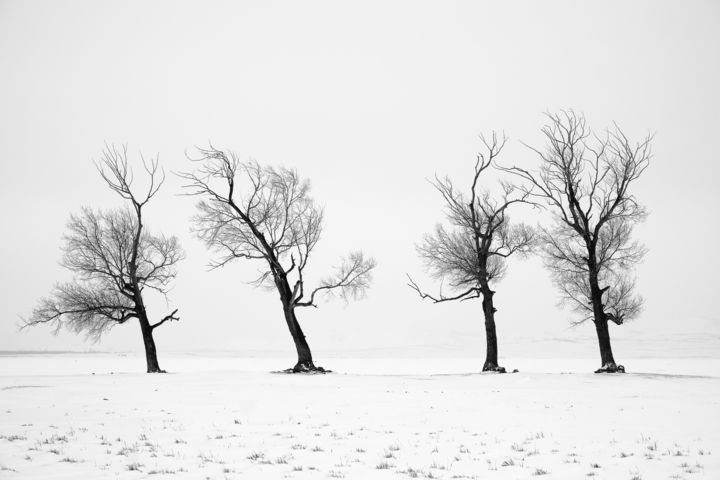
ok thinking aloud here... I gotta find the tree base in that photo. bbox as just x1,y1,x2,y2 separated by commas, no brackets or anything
482,362,507,373
594,362,625,374
281,361,331,374
147,367,167,373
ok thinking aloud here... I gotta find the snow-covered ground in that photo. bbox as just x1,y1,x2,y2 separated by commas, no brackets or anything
1,347,719,479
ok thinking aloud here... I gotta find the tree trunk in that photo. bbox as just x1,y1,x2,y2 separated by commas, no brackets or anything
282,303,316,371
594,318,618,371
273,273,323,372
129,206,164,373
139,315,164,373
480,286,505,372
588,260,623,373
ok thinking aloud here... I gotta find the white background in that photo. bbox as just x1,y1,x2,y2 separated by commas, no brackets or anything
1,0,718,358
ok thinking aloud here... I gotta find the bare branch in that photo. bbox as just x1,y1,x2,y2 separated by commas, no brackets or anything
151,308,180,330
295,252,376,307
406,275,481,303
96,143,165,208
23,282,136,342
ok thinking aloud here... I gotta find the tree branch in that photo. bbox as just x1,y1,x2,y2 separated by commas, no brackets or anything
151,308,179,330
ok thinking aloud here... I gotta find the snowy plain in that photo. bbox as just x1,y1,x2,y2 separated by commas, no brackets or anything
1,337,719,480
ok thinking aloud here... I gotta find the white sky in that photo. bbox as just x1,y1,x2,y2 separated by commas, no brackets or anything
1,0,718,358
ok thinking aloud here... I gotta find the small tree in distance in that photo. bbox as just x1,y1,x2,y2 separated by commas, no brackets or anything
502,111,651,373
24,146,184,373
408,133,535,372
179,147,376,373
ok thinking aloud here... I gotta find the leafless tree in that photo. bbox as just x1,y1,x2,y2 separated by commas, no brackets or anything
178,147,376,372
501,111,651,373
23,145,184,373
408,133,535,372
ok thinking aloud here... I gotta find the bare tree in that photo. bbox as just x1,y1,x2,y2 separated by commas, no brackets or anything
408,133,535,372
24,145,184,373
502,111,651,373
179,147,376,372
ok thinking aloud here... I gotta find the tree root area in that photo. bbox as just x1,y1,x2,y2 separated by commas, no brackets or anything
594,363,626,374
482,364,519,374
276,362,331,374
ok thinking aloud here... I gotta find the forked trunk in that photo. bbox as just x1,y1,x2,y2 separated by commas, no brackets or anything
480,286,505,373
139,315,164,373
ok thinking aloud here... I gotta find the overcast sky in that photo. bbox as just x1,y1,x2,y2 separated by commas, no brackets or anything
1,0,718,359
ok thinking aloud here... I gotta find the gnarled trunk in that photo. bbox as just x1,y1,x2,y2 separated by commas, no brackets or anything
138,314,164,373
480,285,505,372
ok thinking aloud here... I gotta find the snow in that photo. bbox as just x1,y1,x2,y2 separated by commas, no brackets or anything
1,351,719,479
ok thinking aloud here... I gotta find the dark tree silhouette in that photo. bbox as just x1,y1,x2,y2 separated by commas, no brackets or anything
502,111,651,373
179,147,376,372
24,145,184,373
408,133,535,372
